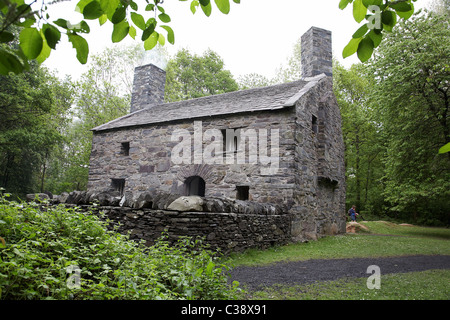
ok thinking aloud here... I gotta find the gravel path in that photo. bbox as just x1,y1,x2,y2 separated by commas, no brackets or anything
229,255,450,290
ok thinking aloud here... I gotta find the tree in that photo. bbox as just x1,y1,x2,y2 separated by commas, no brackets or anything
164,48,239,102
365,10,450,224
333,61,385,214
0,0,240,75
0,63,73,196
430,0,450,15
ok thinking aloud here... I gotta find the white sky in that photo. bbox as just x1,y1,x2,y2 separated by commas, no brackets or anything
43,0,433,81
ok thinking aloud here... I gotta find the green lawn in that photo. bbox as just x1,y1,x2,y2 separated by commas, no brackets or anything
244,269,450,300
227,221,450,300
228,221,450,267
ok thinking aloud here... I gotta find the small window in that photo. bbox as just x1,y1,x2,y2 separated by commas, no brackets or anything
111,178,125,195
312,115,318,134
221,129,241,154
236,186,249,201
121,142,130,156
184,176,206,197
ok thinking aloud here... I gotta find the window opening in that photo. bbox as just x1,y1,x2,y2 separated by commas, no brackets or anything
221,128,241,154
111,178,125,196
236,185,249,200
184,176,206,197
121,142,130,156
312,115,318,134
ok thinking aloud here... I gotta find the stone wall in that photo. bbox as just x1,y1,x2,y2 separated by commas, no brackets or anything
130,64,166,113
290,77,346,240
49,190,292,253
301,27,333,78
88,109,297,208
85,206,292,254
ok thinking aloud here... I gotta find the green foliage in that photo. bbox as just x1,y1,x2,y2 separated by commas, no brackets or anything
340,0,418,62
0,63,74,196
364,10,450,224
0,0,239,75
0,195,240,300
164,48,239,102
333,61,385,215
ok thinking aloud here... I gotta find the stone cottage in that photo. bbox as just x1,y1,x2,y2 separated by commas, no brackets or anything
87,26,346,245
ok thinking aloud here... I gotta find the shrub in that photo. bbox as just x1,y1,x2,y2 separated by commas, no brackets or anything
0,195,240,300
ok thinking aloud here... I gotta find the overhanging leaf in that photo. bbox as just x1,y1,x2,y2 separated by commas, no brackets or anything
362,0,382,7
19,28,43,60
214,0,230,14
357,36,374,62
158,13,171,23
390,2,412,12
396,3,414,20
83,0,104,20
200,1,212,16
190,0,199,14
129,25,136,39
382,10,397,31
352,24,368,38
112,20,129,43
111,6,126,24
368,29,382,47
339,0,351,10
343,37,362,58
142,23,156,41
161,25,175,44
43,24,61,49
36,35,51,63
68,33,89,64
144,31,159,50
438,142,450,154
353,0,367,23
131,12,146,30
99,0,120,19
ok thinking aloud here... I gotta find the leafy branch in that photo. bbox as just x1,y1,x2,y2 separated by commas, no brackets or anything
0,0,240,75
339,0,418,62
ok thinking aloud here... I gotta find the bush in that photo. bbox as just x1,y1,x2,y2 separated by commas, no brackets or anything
0,195,240,300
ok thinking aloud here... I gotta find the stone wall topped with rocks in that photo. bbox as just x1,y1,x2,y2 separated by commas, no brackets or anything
37,190,291,253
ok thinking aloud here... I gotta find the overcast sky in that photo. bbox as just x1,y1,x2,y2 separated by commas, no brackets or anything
43,0,432,81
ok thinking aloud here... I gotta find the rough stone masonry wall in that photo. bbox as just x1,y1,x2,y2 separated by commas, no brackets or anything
291,77,346,241
130,64,166,113
41,188,292,253
88,109,297,207
301,27,333,78
85,205,292,254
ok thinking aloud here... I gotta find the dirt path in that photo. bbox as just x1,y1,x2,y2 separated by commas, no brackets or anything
229,255,450,290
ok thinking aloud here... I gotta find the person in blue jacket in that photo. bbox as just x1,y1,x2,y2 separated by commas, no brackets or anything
348,205,359,222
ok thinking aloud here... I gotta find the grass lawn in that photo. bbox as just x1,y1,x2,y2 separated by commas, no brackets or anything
227,221,450,300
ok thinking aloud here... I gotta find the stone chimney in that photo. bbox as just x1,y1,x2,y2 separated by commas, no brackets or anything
130,63,166,113
301,27,333,78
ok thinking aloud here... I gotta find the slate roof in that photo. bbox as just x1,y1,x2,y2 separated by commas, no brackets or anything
91,74,326,132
